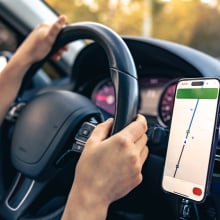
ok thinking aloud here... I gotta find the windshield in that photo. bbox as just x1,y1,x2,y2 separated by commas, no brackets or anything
45,0,220,58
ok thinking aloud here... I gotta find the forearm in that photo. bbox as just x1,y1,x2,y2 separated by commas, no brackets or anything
0,15,67,127
0,52,31,126
61,185,109,220
7,45,34,78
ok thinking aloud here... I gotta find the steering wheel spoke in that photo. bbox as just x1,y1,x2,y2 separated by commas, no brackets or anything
0,173,48,220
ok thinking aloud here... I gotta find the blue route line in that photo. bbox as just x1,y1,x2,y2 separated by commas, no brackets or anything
174,97,200,177
184,99,200,144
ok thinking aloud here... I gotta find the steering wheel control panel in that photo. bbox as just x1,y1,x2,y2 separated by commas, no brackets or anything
55,119,98,168
72,121,96,153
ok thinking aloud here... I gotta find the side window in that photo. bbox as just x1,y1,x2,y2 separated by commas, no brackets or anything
0,19,18,52
0,18,63,84
0,19,53,87
0,19,18,72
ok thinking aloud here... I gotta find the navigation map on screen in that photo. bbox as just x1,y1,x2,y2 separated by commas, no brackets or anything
162,79,219,201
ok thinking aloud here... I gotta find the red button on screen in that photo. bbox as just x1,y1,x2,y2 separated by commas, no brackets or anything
192,187,202,196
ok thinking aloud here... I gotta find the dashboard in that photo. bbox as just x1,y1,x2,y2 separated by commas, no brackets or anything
91,77,177,127
1,0,220,218
2,33,220,219
70,36,220,181
71,37,220,129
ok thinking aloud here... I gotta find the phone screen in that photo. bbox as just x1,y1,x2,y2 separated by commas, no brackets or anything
162,78,220,202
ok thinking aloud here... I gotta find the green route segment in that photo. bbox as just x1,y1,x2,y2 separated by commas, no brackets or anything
176,88,218,99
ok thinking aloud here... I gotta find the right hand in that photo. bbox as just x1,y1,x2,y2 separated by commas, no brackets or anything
62,114,149,220
74,114,148,202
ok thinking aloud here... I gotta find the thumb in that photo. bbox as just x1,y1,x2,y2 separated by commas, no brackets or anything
88,118,114,142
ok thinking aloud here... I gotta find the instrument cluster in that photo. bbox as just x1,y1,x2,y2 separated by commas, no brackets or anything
91,77,179,127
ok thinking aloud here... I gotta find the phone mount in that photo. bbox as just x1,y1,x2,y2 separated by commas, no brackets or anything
179,198,200,220
179,199,191,219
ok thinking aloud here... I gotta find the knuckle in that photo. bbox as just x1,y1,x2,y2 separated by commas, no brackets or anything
143,133,148,143
127,156,142,175
136,173,143,184
131,171,143,187
141,119,147,132
116,135,130,147
144,147,149,158
129,153,139,165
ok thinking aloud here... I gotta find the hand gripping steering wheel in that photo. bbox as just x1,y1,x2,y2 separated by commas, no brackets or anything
0,22,138,220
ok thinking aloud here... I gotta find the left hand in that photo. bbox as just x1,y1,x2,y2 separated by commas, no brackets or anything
15,15,68,65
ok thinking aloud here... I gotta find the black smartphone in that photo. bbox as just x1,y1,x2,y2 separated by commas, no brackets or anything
162,77,220,202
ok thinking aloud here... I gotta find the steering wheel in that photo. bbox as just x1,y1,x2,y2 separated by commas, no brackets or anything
0,22,139,220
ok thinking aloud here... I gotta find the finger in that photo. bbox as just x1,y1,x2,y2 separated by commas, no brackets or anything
62,44,69,51
58,45,69,53
139,144,149,166
57,15,67,26
88,118,114,142
52,53,61,61
52,50,63,60
133,133,148,163
48,15,67,37
119,114,148,143
52,45,69,61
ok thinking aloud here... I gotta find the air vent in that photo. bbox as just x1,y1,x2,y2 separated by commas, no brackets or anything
213,146,220,177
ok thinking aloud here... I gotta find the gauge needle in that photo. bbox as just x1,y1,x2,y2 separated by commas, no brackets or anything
96,94,108,101
96,94,114,104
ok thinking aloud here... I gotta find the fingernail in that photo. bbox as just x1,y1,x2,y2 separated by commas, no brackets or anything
106,118,114,123
58,15,66,25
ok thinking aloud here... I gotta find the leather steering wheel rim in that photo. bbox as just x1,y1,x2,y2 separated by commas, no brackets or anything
20,21,139,134
0,22,139,220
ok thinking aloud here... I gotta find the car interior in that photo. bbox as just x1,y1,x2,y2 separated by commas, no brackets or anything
0,1,219,220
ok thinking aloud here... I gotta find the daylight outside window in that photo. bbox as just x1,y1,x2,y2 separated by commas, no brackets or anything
45,0,220,58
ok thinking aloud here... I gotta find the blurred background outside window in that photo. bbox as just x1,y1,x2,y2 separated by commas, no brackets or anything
1,0,220,58
45,0,220,58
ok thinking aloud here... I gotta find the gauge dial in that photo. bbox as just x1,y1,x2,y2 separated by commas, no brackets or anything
92,80,115,115
158,81,177,127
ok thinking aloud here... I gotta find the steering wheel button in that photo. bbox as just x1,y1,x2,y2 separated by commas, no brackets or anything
75,135,87,142
81,128,90,136
76,122,96,142
72,143,84,152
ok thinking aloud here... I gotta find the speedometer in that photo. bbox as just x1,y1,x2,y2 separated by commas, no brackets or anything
158,80,178,127
91,79,115,115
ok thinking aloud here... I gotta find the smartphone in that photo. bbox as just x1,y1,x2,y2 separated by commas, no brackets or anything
162,77,220,202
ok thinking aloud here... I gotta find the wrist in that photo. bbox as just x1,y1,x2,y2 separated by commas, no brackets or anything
62,184,109,220
4,50,32,81
13,48,33,69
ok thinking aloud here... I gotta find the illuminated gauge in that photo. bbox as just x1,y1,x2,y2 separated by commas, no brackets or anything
92,79,115,115
158,80,178,127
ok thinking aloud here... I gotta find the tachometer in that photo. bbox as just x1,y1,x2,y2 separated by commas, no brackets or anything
92,79,115,115
158,80,178,127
